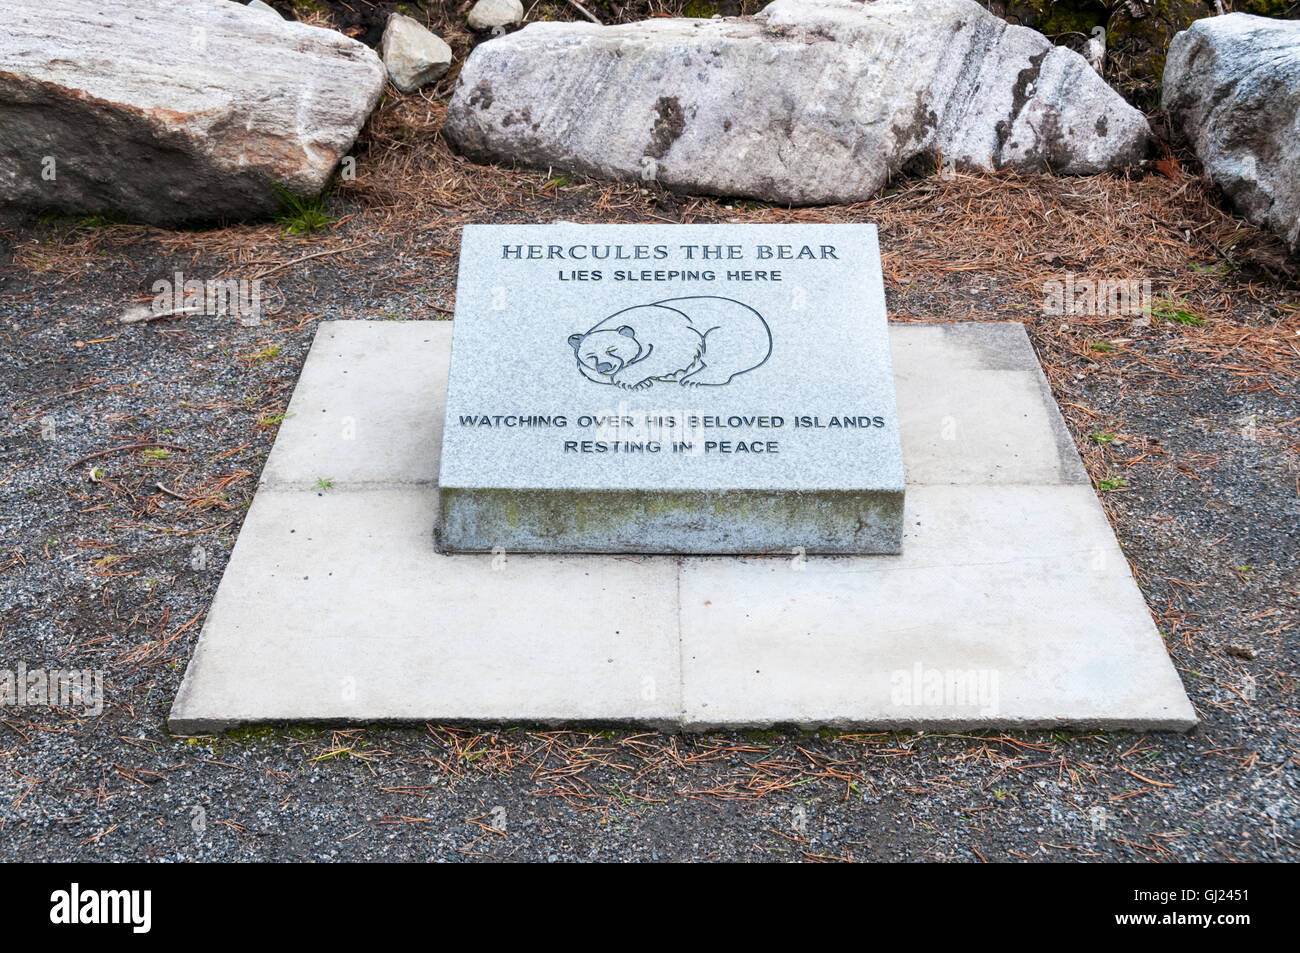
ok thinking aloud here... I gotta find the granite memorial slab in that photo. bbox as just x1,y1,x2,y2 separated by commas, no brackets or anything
436,223,905,554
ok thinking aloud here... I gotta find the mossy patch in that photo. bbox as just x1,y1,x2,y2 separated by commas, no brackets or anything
986,0,1230,107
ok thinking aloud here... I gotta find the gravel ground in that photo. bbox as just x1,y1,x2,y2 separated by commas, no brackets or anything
1,90,1297,862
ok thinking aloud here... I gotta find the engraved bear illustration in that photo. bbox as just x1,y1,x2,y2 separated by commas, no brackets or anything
567,296,772,390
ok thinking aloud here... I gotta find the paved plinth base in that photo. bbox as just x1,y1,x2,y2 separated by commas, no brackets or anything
168,321,1197,733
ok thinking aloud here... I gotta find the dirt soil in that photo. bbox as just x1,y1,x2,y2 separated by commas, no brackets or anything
0,2,1297,862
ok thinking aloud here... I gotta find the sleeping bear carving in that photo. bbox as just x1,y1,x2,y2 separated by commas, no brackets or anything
567,296,772,390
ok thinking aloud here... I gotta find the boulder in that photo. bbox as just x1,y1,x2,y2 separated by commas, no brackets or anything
1164,14,1300,250
468,0,525,32
247,0,281,17
0,0,386,225
381,13,454,93
443,0,1150,205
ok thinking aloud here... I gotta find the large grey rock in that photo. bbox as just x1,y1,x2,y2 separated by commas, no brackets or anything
1164,14,1300,250
444,0,1150,204
0,0,386,225
381,13,453,93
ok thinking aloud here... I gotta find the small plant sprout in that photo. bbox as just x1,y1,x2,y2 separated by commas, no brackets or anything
1151,295,1206,326
246,343,282,362
273,184,335,235
257,411,291,431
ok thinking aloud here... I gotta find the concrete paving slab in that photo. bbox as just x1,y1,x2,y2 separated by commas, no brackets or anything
170,487,681,732
892,323,1088,486
679,484,1196,731
169,320,1197,733
260,321,450,487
